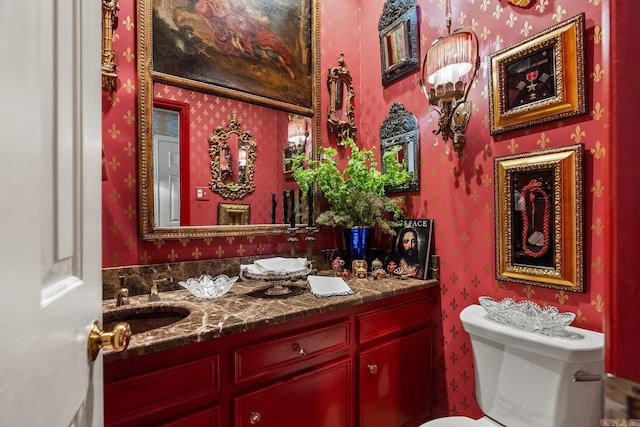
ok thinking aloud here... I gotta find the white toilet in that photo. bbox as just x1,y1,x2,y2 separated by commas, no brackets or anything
421,304,605,427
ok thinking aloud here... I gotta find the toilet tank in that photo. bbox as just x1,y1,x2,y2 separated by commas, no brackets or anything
460,304,604,427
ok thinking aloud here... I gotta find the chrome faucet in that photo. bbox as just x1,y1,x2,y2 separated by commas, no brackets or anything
115,276,129,306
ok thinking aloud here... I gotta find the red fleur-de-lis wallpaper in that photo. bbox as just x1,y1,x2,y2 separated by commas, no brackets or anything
103,0,607,419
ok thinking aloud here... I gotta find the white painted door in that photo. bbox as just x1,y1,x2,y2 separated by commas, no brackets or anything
154,135,181,228
0,1,104,426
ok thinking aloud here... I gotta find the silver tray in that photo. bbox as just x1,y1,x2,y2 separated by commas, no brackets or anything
240,262,313,296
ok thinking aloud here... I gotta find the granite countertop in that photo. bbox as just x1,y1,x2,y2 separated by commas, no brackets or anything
102,273,438,363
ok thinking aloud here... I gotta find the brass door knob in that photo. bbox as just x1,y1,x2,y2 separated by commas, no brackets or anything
87,320,131,361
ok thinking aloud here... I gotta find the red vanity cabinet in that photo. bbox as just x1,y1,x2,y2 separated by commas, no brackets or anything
357,297,432,427
103,288,434,427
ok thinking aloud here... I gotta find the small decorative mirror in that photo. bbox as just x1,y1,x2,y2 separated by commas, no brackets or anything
378,0,420,86
209,114,256,200
327,54,357,140
380,102,420,193
284,114,312,180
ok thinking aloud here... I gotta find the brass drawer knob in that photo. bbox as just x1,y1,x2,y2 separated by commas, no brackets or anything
250,411,261,424
292,343,307,356
368,364,378,374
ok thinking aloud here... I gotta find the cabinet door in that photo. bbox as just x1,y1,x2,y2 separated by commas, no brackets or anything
235,359,353,427
358,329,430,427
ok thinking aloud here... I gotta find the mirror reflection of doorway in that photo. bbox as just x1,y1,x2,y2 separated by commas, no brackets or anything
153,108,180,228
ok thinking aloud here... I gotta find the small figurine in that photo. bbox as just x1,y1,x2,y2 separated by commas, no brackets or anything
332,257,345,276
351,259,368,275
355,266,368,279
372,269,387,280
342,269,351,278
386,261,398,274
370,258,386,280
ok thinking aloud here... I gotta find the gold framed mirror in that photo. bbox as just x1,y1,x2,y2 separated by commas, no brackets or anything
327,54,357,140
209,114,256,200
137,0,320,239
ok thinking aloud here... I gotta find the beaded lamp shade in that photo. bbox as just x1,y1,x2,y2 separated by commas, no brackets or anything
420,0,479,157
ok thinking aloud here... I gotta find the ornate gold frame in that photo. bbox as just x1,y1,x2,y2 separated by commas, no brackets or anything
218,203,250,226
494,144,584,292
327,54,357,140
489,13,586,135
136,0,320,239
101,0,119,93
208,114,256,200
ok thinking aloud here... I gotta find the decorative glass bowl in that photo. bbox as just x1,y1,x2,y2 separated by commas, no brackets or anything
478,296,575,335
179,274,239,299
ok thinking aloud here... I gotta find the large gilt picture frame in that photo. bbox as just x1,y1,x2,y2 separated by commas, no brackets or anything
140,0,317,114
488,13,586,135
494,144,584,292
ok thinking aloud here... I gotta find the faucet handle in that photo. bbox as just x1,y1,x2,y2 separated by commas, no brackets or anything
149,281,161,302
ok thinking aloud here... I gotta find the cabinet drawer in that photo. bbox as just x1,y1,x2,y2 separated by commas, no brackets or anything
358,297,431,344
161,406,219,427
234,320,351,383
105,355,219,426
234,358,353,427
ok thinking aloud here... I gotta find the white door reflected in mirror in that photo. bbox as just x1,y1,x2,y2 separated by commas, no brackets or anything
153,107,181,228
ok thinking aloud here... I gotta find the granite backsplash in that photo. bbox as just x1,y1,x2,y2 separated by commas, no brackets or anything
101,251,349,300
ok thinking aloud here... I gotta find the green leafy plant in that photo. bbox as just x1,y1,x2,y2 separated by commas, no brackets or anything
292,137,413,234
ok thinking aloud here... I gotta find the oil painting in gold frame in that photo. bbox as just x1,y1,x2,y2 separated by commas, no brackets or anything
140,0,318,114
488,13,586,135
494,144,584,292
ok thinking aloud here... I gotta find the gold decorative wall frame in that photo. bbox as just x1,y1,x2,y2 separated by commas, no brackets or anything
327,54,357,140
218,203,250,226
208,114,256,200
101,0,119,93
494,144,584,292
488,13,586,135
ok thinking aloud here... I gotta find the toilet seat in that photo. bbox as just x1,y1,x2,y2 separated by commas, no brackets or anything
419,416,501,426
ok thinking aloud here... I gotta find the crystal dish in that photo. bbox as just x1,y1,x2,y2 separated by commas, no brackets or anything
478,296,575,335
179,274,239,299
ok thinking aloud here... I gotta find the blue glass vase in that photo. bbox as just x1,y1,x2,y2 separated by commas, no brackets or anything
344,226,371,262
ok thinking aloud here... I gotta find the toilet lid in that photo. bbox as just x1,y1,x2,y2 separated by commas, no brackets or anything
420,416,501,427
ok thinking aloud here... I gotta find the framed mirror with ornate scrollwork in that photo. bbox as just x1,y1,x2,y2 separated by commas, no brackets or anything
136,0,321,239
378,0,420,86
380,102,420,193
327,54,357,140
209,114,257,200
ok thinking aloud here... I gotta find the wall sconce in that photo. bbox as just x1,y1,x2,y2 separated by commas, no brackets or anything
287,116,309,154
420,0,479,158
